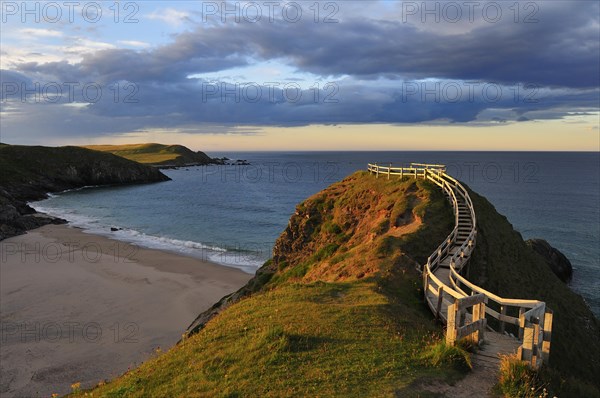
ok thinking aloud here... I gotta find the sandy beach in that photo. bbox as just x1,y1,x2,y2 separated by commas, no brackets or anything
0,224,252,398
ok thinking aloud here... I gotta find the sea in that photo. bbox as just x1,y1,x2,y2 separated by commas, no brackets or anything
31,152,600,317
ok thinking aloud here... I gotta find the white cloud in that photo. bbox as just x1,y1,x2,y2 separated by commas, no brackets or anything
146,8,190,26
18,28,63,38
118,40,151,48
0,45,65,69
1,37,115,68
63,38,115,55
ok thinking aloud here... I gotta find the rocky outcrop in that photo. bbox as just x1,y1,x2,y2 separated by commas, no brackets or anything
0,144,170,240
0,189,66,240
526,238,574,283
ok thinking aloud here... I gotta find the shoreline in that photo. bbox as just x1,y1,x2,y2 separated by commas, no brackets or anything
0,224,253,397
29,201,263,274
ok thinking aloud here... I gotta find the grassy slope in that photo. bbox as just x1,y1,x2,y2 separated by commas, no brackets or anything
466,187,600,397
70,172,463,397
82,143,213,166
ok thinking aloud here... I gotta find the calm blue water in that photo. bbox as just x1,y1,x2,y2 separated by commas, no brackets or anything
32,152,600,316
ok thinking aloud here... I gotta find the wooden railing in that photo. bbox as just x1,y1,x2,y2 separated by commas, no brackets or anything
447,294,487,345
368,162,552,368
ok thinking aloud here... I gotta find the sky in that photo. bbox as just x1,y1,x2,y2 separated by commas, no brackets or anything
0,0,599,151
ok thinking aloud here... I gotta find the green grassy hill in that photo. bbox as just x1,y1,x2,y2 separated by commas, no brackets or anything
82,143,215,166
68,172,599,397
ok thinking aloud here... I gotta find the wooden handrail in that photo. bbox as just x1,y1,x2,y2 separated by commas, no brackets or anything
368,163,552,368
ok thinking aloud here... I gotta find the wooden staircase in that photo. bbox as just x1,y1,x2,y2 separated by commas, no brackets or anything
368,162,553,371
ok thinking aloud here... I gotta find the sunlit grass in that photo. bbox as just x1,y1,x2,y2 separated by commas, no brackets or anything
70,280,464,397
82,143,204,165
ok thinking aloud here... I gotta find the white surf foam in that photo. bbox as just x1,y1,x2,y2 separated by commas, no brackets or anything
30,202,260,274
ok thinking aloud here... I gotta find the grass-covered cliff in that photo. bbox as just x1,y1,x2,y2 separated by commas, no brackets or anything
0,143,169,240
465,187,600,397
68,172,599,397
82,143,217,166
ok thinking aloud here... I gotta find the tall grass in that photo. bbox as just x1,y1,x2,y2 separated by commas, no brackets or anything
420,340,472,372
496,355,552,398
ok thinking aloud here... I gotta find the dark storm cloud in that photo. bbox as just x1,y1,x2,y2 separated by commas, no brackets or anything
16,1,599,88
79,79,600,126
3,0,599,137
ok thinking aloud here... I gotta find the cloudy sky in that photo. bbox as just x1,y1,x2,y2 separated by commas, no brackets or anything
1,0,598,150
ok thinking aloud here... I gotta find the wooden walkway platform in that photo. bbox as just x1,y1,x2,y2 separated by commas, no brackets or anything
368,163,552,372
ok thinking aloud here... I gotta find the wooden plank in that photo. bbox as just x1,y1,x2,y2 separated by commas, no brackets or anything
531,323,541,368
427,282,440,296
485,307,519,326
423,271,429,302
453,270,541,308
446,303,457,345
436,286,444,319
456,319,486,339
427,272,463,299
524,303,546,323
472,302,482,343
518,308,525,340
542,310,553,364
521,325,534,362
456,293,485,311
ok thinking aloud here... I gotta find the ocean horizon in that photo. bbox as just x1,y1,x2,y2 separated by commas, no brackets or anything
32,151,600,316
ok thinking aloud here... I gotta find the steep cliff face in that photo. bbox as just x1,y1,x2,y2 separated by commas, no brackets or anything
0,144,170,240
466,188,599,395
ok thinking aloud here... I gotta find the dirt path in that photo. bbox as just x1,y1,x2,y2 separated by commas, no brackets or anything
420,333,520,397
421,358,499,397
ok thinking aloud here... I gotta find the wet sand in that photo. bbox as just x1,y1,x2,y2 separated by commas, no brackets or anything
0,224,252,397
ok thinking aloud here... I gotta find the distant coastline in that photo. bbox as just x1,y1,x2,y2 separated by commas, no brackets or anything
82,143,251,168
0,144,170,241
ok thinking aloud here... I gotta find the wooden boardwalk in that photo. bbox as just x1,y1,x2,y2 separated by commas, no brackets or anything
368,163,553,372
424,185,519,370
